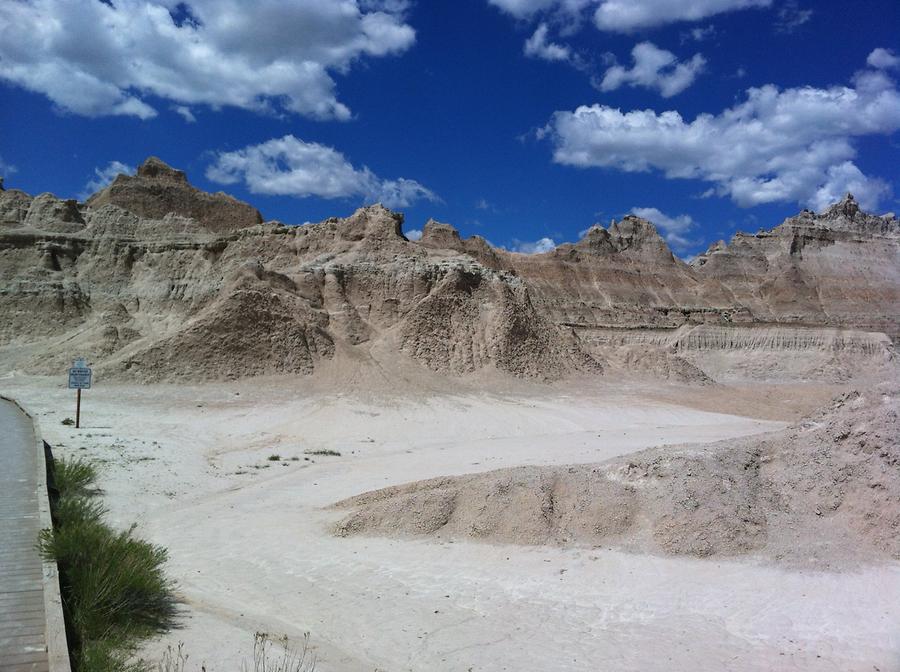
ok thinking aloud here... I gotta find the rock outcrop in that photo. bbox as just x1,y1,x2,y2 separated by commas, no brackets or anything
692,194,900,336
0,159,897,382
86,157,263,233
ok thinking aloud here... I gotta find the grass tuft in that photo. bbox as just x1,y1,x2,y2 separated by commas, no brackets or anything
53,494,107,529
54,457,98,495
40,456,177,672
155,632,315,672
244,632,316,672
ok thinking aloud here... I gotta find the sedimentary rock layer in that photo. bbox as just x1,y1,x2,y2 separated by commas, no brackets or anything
0,157,897,381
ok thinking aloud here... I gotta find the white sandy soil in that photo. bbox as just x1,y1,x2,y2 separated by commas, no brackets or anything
3,374,898,672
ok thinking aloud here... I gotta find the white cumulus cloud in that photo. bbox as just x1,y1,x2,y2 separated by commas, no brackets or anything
488,0,586,19
774,0,812,33
172,106,197,123
489,0,770,31
524,23,572,62
81,161,136,199
684,25,716,42
206,135,438,209
405,228,423,241
630,206,696,252
0,0,415,121
512,237,557,254
543,57,900,211
807,162,891,213
600,42,705,97
593,0,771,31
868,48,900,71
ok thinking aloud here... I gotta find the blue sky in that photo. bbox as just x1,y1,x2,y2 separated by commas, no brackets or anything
1,0,899,257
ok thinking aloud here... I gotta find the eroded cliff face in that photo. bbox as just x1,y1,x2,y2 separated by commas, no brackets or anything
0,158,896,382
0,158,594,379
515,217,742,331
692,194,900,336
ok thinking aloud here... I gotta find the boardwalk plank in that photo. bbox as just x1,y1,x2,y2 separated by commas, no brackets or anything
0,401,49,670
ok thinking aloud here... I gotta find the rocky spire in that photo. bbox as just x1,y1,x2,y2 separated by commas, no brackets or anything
823,193,860,220
135,156,188,183
420,219,462,248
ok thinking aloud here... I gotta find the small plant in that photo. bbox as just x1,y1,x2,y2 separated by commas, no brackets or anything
156,642,187,672
62,417,75,426
53,494,106,528
154,633,315,672
40,456,177,672
303,449,341,457
267,454,281,462
54,457,98,495
243,632,316,672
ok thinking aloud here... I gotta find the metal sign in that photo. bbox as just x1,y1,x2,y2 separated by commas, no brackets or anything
68,360,92,389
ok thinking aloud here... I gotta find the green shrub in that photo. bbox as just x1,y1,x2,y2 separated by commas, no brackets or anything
54,457,98,495
79,640,146,672
39,522,176,642
52,494,106,529
40,457,176,672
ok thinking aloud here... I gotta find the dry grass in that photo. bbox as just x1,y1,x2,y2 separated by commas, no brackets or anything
155,633,315,672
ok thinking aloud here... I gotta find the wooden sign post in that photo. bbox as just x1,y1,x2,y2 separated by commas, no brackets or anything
67,358,92,429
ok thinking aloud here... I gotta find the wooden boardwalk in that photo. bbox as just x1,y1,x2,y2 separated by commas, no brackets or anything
0,399,68,672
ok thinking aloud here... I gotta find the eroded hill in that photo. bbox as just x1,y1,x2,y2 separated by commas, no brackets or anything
0,157,897,382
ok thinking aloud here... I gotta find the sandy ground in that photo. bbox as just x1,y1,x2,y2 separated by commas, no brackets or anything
3,374,898,672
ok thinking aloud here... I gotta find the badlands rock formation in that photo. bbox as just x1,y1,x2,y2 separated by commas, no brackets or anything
335,383,900,567
86,157,263,233
0,157,897,382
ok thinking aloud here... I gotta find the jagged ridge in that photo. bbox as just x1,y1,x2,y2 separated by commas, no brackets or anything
0,158,897,382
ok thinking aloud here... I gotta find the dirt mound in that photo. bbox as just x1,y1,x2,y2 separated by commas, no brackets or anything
595,343,712,383
579,324,897,383
334,383,900,567
104,262,334,380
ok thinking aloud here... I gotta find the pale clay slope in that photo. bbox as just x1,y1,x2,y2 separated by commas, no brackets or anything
4,376,899,672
